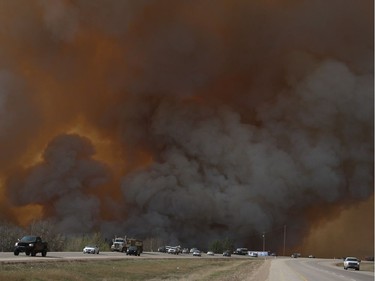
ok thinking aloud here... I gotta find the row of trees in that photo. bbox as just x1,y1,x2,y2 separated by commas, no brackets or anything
208,238,235,253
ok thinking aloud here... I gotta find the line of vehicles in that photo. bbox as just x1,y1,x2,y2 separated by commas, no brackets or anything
157,246,272,258
157,246,204,256
232,247,272,257
13,235,144,257
11,235,366,272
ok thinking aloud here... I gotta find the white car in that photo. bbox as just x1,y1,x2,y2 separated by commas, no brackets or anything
193,250,201,256
344,257,360,270
168,248,179,255
189,248,198,254
182,248,189,254
83,245,99,254
207,251,214,256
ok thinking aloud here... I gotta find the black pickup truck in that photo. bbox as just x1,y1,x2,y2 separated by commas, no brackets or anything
14,235,48,257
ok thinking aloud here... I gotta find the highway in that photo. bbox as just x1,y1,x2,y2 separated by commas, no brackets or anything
0,251,200,263
0,251,373,281
0,251,258,263
268,258,374,281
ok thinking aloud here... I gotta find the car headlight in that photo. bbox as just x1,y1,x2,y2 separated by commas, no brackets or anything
29,243,34,247
15,242,18,246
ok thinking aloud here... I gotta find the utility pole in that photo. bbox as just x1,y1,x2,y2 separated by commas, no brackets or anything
262,232,265,252
283,225,286,256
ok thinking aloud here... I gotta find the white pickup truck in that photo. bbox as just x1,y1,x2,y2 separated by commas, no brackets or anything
343,257,360,270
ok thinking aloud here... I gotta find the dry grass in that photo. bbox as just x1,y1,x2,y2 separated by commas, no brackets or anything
360,263,375,272
0,258,265,281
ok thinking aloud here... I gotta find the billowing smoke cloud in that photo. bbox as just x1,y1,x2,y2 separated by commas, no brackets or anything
119,59,373,247
7,134,111,233
0,0,373,255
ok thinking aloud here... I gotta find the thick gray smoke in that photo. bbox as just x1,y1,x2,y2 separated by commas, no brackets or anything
7,134,111,233
0,0,373,253
119,59,373,247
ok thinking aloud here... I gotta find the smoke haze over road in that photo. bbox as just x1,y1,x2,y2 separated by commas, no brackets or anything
0,0,373,257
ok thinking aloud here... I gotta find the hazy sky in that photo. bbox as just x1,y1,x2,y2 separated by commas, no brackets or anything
0,0,373,257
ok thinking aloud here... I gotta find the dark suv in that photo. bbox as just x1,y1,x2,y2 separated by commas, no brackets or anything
126,246,140,256
223,250,232,257
14,235,48,257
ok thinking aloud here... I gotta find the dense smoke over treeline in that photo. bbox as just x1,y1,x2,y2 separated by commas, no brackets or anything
0,1,373,256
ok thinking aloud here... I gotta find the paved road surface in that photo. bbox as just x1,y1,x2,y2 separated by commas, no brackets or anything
268,258,374,281
0,251,251,263
1,251,373,281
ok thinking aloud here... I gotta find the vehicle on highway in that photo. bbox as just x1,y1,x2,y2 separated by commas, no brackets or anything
343,257,360,270
14,235,48,257
182,248,189,254
158,246,167,253
111,236,126,252
223,250,231,257
166,245,181,254
249,252,258,257
83,245,99,254
291,253,301,258
168,248,179,255
308,255,315,258
190,247,198,253
234,248,248,255
207,251,214,256
125,238,143,255
126,245,141,256
192,250,201,256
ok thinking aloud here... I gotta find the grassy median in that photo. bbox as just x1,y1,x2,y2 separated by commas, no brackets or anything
0,258,264,281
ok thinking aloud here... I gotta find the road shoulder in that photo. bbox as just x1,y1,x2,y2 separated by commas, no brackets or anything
248,258,271,281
